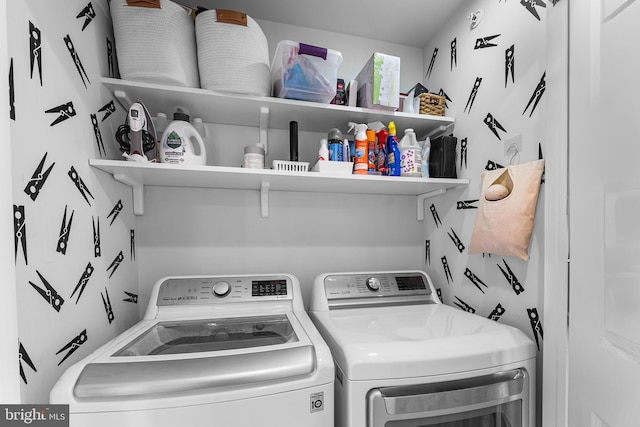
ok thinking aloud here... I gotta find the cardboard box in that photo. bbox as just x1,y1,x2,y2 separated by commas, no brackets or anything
355,53,400,111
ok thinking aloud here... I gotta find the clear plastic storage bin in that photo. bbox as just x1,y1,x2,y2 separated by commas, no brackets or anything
271,40,343,103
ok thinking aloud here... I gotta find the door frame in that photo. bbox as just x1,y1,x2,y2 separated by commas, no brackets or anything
542,1,570,426
0,0,22,403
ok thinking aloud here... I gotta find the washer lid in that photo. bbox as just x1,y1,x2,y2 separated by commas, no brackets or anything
311,304,536,380
74,314,316,398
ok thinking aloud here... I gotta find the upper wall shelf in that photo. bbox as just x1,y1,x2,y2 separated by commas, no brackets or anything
102,78,455,137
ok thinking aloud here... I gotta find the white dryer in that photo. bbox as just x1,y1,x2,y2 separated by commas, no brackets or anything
309,270,536,427
50,274,333,427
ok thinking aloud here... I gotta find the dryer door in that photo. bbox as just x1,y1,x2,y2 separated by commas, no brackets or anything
367,369,529,427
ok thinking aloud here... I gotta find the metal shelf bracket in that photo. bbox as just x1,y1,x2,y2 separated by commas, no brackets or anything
416,189,446,221
113,173,144,215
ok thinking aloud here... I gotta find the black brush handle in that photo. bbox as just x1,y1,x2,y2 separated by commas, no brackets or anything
289,121,298,161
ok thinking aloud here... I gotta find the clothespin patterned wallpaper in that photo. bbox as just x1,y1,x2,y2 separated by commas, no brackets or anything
8,0,137,402
421,0,550,370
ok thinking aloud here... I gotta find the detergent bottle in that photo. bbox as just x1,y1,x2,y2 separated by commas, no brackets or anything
349,122,369,175
399,128,422,177
159,111,207,166
386,121,401,176
376,129,388,175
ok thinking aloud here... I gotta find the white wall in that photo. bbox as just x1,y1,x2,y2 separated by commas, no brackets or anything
420,1,547,425
136,20,432,309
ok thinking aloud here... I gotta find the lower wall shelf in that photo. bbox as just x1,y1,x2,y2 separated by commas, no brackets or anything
89,159,469,219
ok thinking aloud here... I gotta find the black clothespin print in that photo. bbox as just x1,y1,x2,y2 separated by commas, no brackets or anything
441,256,453,284
430,204,442,228
64,35,90,88
450,38,457,70
102,287,114,324
498,260,525,295
527,307,543,350
551,0,560,5
29,270,64,312
14,205,27,265
29,21,42,86
123,291,138,304
24,153,55,201
464,77,482,114
131,229,136,261
77,2,95,30
18,342,37,384
45,102,76,126
485,160,505,171
56,329,87,366
460,138,468,169
91,114,105,157
539,142,545,183
70,263,94,304
437,89,452,109
56,205,74,255
68,166,95,206
474,34,500,49
9,58,15,120
448,228,465,253
464,268,488,293
107,200,123,225
523,72,546,117
454,296,475,313
484,113,507,140
505,45,515,87
426,48,438,79
488,303,506,321
98,100,116,121
457,199,479,210
107,251,124,278
425,240,430,265
93,216,101,257
436,288,442,303
107,38,115,78
521,0,546,21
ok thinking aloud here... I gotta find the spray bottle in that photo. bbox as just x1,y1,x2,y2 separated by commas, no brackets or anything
386,121,401,176
318,138,329,161
349,122,369,175
376,129,388,175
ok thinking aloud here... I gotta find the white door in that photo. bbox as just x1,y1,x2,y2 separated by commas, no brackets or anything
569,0,640,425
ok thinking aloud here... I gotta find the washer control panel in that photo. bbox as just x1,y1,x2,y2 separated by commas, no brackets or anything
323,272,433,302
156,276,291,306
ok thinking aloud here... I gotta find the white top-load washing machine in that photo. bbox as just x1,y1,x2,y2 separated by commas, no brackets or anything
309,270,536,427
50,274,334,427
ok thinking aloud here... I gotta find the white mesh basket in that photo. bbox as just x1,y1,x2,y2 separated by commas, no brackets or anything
110,0,200,88
273,160,309,172
195,9,270,96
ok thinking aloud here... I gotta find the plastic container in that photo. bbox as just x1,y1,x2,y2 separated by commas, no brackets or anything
318,138,329,161
387,122,400,176
327,128,343,162
159,112,207,165
399,128,422,177
244,144,265,169
271,40,343,103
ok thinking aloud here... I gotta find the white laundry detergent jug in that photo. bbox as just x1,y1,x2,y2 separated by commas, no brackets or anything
159,112,206,165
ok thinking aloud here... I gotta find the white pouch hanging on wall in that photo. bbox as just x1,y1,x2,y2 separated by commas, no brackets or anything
468,159,544,261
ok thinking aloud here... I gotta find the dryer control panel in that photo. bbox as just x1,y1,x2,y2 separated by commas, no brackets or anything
156,275,292,306
321,272,436,308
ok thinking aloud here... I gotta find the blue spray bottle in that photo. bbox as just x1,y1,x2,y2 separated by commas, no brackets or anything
386,121,401,176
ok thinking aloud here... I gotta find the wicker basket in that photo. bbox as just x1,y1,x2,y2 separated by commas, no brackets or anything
418,93,446,116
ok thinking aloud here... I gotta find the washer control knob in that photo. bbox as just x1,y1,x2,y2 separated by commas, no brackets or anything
212,281,231,297
366,277,381,292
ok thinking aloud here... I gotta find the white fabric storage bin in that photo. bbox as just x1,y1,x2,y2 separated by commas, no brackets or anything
195,9,270,96
110,0,200,88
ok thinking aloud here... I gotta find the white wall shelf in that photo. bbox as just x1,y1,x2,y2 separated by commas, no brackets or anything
103,78,456,138
90,159,469,219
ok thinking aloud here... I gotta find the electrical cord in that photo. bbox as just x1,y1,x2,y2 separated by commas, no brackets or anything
115,124,156,154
